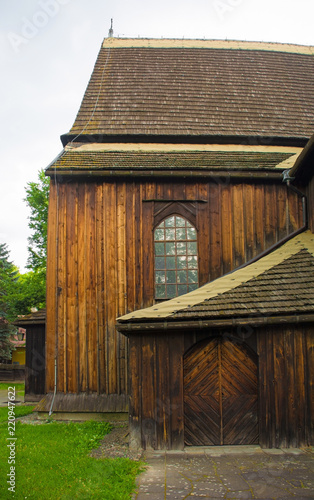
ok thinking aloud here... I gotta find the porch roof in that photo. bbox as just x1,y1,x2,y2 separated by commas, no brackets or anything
46,143,300,177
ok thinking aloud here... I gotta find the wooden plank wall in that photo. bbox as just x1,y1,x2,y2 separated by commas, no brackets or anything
25,325,46,397
306,176,314,232
258,324,314,448
128,333,185,450
129,326,313,450
46,178,303,401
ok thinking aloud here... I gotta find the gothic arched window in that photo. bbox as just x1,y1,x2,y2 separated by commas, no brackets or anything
154,215,199,299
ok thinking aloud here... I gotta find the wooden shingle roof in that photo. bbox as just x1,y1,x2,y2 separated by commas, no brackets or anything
46,143,301,177
13,309,46,326
63,39,314,144
117,231,314,326
171,249,314,320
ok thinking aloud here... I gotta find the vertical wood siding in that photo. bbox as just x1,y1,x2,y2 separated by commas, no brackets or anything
128,333,185,450
307,176,314,232
128,326,313,450
25,325,46,397
46,178,303,398
258,324,314,448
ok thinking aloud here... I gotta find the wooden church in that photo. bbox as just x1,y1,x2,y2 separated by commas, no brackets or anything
43,37,314,449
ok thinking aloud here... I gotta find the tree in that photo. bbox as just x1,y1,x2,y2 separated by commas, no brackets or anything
0,244,17,359
13,271,46,316
19,169,50,312
24,169,50,272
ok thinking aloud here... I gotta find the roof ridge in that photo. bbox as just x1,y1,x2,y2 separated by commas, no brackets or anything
103,38,314,55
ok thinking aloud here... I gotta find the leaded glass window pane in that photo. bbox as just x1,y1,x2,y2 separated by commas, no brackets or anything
175,216,186,227
166,242,175,255
188,256,198,269
165,228,175,240
166,256,176,269
178,284,188,295
155,257,165,270
177,242,187,255
155,229,165,241
155,242,164,255
178,270,187,283
167,285,176,297
154,215,199,299
165,217,175,227
177,256,187,269
156,285,166,298
155,271,165,284
166,270,176,283
187,242,197,255
187,227,196,239
176,228,186,240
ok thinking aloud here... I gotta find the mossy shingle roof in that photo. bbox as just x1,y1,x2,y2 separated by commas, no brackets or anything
47,148,297,174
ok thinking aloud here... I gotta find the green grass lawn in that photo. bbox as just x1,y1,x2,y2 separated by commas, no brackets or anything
0,416,144,499
0,383,25,398
0,405,34,423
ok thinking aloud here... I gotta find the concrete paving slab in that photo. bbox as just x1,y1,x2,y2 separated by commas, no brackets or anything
262,448,285,455
133,447,314,499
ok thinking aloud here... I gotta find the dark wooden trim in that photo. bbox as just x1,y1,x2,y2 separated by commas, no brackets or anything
60,133,309,148
143,199,207,203
46,169,285,180
117,314,314,334
153,201,197,228
36,393,129,412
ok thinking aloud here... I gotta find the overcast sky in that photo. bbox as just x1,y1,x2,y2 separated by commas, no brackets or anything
1,0,314,272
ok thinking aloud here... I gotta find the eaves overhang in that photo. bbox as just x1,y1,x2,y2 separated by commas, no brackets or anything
289,134,314,184
116,313,314,335
60,134,309,149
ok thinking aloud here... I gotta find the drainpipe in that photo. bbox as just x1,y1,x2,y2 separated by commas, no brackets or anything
282,169,308,227
49,358,57,416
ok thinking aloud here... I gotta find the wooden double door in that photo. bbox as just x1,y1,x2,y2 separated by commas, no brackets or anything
184,337,258,446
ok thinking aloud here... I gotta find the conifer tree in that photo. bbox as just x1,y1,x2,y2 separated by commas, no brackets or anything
0,244,17,359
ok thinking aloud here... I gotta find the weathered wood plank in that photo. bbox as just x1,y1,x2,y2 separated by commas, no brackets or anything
304,326,314,445
155,335,170,449
169,335,184,450
66,183,78,393
77,183,87,392
273,329,287,448
254,184,265,255
104,183,118,394
221,186,233,274
46,180,57,392
141,336,156,449
128,334,142,450
96,183,105,394
86,185,97,392
142,191,154,308
243,183,254,262
232,184,245,268
56,184,66,393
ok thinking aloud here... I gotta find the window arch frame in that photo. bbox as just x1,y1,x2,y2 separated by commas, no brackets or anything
153,213,199,300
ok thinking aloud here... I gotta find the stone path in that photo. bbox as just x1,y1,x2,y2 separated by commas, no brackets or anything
134,446,314,499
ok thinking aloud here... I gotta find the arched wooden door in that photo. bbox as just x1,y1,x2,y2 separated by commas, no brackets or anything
184,337,258,445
